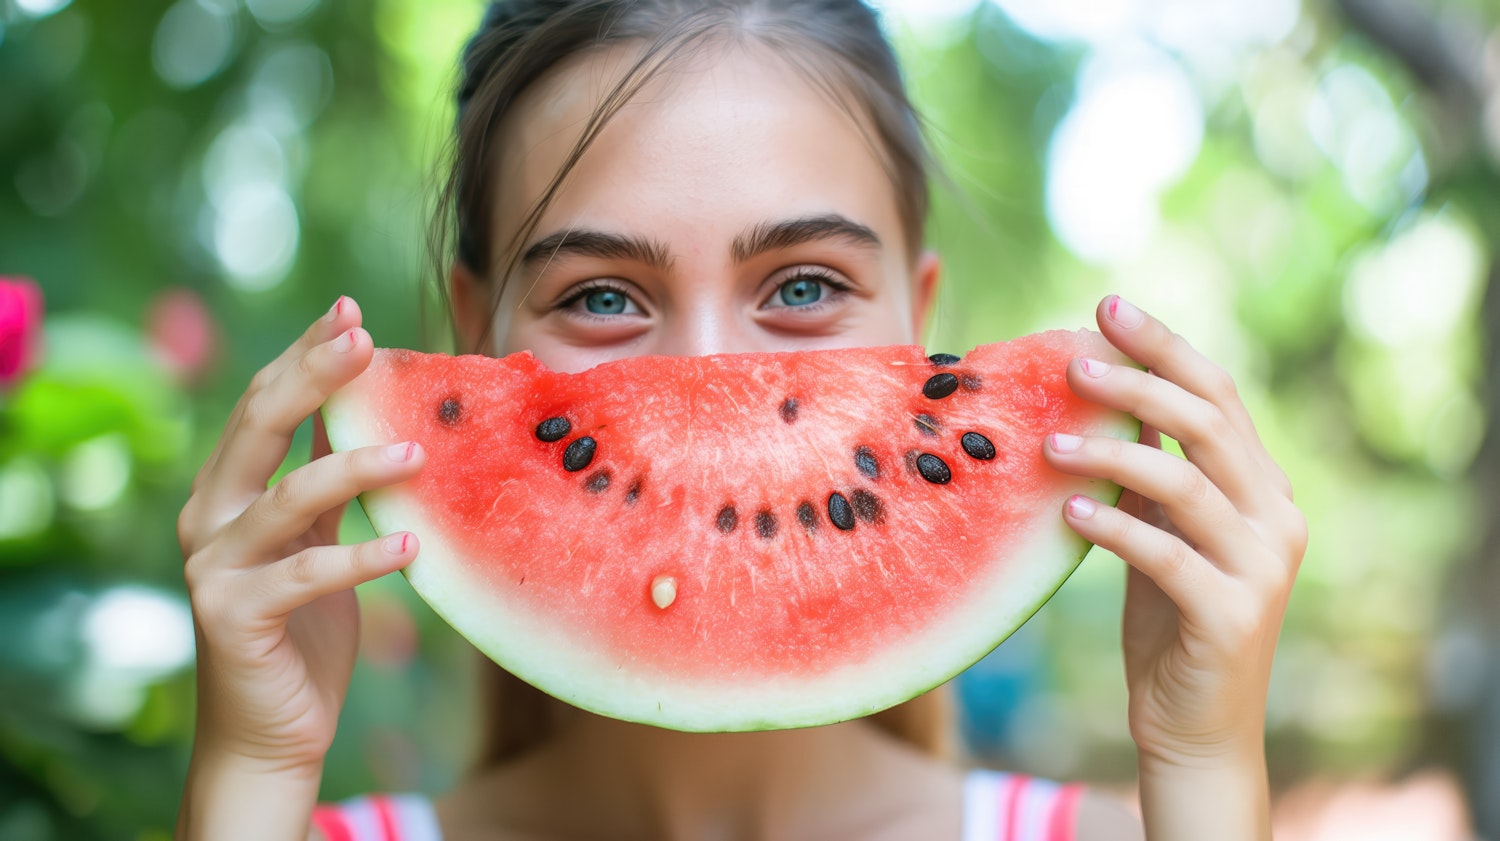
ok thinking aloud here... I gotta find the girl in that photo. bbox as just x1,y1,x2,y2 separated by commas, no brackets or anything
175,1,1306,838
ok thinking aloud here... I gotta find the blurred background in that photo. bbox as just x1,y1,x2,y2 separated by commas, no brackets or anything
1,0,1497,837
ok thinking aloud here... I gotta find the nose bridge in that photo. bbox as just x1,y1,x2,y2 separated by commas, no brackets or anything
655,269,754,357
659,293,742,357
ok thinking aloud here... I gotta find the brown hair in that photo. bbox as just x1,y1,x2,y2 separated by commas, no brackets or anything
433,0,948,766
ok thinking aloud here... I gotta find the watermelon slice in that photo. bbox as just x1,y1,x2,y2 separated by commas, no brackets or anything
322,331,1138,731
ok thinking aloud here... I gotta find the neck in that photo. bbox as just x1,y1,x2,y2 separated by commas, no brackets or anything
542,714,892,839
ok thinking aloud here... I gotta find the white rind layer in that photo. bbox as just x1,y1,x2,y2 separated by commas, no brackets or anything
322,366,1137,732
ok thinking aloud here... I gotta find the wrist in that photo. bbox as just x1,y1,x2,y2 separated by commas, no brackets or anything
1136,740,1270,841
178,746,324,841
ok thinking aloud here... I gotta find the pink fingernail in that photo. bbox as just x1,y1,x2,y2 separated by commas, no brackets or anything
332,329,356,353
1080,358,1110,377
1108,295,1144,328
1066,495,1097,519
384,533,410,555
1049,433,1083,453
386,442,415,462
327,296,346,321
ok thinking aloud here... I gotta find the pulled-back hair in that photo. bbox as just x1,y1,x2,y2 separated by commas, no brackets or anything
435,0,948,766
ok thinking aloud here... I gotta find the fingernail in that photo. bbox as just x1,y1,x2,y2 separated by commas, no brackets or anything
384,533,410,555
1080,358,1110,377
332,329,356,353
1066,495,1097,519
1049,433,1083,453
1108,295,1144,328
386,441,416,462
327,296,346,321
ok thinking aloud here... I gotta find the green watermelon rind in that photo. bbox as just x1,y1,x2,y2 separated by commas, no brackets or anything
322,339,1141,733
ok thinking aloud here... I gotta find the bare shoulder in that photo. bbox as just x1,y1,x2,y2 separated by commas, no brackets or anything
1075,790,1144,841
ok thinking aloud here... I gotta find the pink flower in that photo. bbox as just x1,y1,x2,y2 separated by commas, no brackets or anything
147,287,218,385
0,277,44,388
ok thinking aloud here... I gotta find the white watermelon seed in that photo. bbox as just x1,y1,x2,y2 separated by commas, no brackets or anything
651,575,677,610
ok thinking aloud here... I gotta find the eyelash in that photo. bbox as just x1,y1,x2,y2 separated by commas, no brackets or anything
555,279,639,318
553,269,854,316
763,267,852,310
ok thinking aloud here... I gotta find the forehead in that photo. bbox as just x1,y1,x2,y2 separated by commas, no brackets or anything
490,39,907,262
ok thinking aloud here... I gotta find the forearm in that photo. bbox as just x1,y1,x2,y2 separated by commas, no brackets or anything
177,747,322,841
1136,744,1271,841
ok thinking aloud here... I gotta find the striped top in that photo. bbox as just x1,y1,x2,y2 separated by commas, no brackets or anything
312,770,1082,841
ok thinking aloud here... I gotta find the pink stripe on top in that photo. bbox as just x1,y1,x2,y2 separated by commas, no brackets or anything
371,795,401,841
1048,783,1085,841
1001,774,1031,841
311,806,356,841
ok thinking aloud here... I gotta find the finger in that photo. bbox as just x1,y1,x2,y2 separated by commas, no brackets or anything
1065,357,1280,518
1095,295,1292,500
1062,494,1220,627
251,533,419,618
193,296,362,492
226,440,425,561
1045,433,1266,578
209,326,375,500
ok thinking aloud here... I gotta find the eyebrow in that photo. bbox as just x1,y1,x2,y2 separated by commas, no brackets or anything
730,214,882,264
520,213,882,275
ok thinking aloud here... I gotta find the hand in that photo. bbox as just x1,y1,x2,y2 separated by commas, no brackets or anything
177,296,426,774
1043,296,1306,769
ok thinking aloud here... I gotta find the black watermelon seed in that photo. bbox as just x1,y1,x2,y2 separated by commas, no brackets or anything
928,353,961,366
913,413,940,437
915,453,951,484
779,397,799,424
850,489,884,524
755,510,778,540
961,374,983,391
438,397,462,426
584,470,611,493
625,479,643,505
922,373,959,400
562,437,596,472
716,505,738,534
854,446,880,479
796,501,818,532
827,493,855,531
961,432,997,461
535,417,571,442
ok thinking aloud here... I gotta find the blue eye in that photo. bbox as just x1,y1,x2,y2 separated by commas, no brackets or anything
584,289,628,314
778,277,824,307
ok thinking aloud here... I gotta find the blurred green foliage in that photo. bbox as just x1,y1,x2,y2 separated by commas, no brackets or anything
2,0,1497,837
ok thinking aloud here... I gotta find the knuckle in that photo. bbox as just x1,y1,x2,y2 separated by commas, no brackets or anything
267,472,301,514
1283,506,1309,560
1204,364,1239,404
282,547,321,588
239,391,274,433
1160,537,1195,580
177,502,202,556
248,364,277,394
1173,463,1214,507
295,345,321,384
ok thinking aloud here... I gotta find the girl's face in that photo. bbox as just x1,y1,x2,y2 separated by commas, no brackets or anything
454,41,938,373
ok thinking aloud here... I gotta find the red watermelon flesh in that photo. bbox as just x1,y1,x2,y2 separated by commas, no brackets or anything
322,330,1138,731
